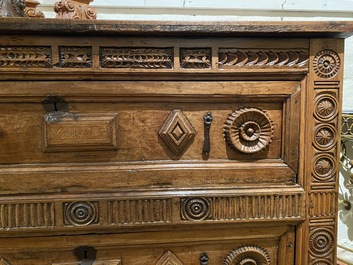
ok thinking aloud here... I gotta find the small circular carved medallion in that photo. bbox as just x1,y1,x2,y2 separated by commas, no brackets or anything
309,228,334,256
182,198,210,221
314,94,338,122
313,154,336,182
313,50,340,78
223,245,270,265
310,260,330,265
224,108,274,154
313,124,337,151
65,201,97,226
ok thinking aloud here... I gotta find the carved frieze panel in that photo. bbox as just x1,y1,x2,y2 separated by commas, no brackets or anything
156,251,184,265
100,47,173,69
224,108,274,154
181,193,304,222
108,198,172,225
218,49,308,68
223,245,271,265
54,0,96,20
0,46,52,67
180,48,211,69
59,46,92,68
43,113,118,152
63,201,99,226
0,202,55,229
159,109,196,156
53,260,122,265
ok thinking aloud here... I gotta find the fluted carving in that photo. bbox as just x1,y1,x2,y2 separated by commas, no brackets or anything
54,0,96,20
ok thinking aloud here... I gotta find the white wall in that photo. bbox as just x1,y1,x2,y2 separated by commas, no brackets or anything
36,1,353,263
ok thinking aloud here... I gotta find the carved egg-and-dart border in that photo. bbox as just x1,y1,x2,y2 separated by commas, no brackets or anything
223,245,271,265
224,108,274,154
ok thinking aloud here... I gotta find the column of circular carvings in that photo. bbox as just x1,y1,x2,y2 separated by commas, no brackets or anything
54,0,96,19
308,48,341,265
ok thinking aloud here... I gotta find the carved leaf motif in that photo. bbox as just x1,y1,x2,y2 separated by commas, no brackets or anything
218,49,308,68
180,48,211,69
59,46,92,68
159,109,196,156
223,245,270,265
156,251,184,265
224,108,274,154
100,48,173,69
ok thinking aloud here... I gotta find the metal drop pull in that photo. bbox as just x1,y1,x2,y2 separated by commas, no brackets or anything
74,245,96,265
203,112,212,156
200,253,209,265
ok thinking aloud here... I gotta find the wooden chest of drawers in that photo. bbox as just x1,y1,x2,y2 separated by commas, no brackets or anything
0,19,352,265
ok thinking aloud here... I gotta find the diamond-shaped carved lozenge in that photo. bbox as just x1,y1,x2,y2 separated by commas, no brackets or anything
159,109,196,156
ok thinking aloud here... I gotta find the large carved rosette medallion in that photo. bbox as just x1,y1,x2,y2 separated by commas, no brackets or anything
223,245,270,265
308,227,334,257
224,108,274,154
313,50,340,79
181,198,210,221
314,94,338,122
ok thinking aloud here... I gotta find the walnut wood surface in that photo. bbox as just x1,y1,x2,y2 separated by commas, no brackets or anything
0,20,350,265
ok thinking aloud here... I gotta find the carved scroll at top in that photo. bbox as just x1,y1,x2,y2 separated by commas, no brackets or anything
219,49,308,68
24,0,44,18
54,0,96,20
100,47,173,69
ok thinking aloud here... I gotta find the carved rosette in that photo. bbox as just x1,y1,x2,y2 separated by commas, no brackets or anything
54,0,96,20
223,245,270,265
312,154,336,182
64,201,99,226
181,198,211,221
159,109,196,156
314,94,338,122
24,0,45,18
309,228,334,257
313,50,340,78
224,108,274,154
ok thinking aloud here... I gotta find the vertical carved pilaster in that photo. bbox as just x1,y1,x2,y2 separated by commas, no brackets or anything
297,39,343,265
54,0,96,20
24,0,45,18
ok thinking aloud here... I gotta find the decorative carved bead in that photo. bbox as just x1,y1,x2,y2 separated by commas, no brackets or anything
0,0,25,17
0,46,52,68
223,245,270,265
224,108,274,154
100,47,173,69
313,154,335,182
181,198,210,221
313,124,337,151
314,94,338,122
180,48,211,69
24,0,44,18
308,228,334,256
219,49,308,68
64,201,98,226
313,49,340,78
54,0,96,20
159,109,196,156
